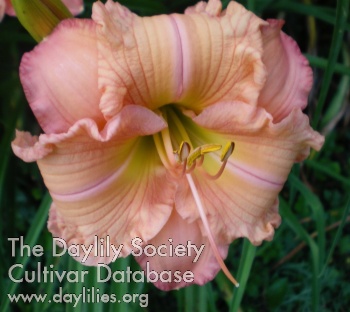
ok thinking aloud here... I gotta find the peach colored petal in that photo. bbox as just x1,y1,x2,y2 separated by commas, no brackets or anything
12,131,53,162
92,0,267,119
184,0,222,16
20,18,104,134
258,19,313,122
12,104,165,161
13,106,177,264
135,210,228,291
92,0,183,118
177,0,267,110
175,102,324,244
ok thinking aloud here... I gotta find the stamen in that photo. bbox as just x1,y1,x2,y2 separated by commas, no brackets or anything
221,142,235,162
196,155,204,167
186,174,239,288
153,133,172,170
201,142,235,180
158,109,180,167
185,161,196,174
174,141,191,163
187,144,221,167
174,141,234,179
167,109,192,144
202,160,228,180
161,126,178,165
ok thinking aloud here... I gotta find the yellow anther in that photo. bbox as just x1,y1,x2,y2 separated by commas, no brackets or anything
174,141,235,178
187,147,201,167
187,144,221,167
221,142,235,162
200,144,222,154
174,141,191,163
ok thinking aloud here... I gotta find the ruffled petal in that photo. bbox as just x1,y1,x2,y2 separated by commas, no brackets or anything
175,102,324,244
13,106,177,265
20,18,104,134
135,210,228,291
92,0,183,118
176,0,267,110
92,0,267,118
258,19,313,122
184,0,222,16
12,130,53,162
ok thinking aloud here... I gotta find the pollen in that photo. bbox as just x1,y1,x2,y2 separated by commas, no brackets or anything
174,140,235,179
221,141,235,162
187,144,221,167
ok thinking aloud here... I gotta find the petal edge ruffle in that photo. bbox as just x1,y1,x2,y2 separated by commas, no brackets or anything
175,102,324,244
258,19,313,121
13,106,176,266
20,18,104,134
135,210,228,291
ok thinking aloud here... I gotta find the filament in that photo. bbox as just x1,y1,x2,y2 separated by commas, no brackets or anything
186,174,239,288
200,160,228,180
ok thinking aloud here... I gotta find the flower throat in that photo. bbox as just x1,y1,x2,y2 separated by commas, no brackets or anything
153,105,239,287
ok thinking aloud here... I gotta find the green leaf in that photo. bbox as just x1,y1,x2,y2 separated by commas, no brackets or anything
0,193,51,312
312,0,350,127
229,239,256,312
279,197,320,312
266,278,288,309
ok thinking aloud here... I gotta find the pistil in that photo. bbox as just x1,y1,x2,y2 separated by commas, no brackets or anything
155,106,238,286
186,173,239,288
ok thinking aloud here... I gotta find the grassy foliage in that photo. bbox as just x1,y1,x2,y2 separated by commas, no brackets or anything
1,0,349,311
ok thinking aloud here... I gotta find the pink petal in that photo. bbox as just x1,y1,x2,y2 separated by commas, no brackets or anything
92,0,267,118
135,210,228,291
258,19,313,122
20,18,104,134
0,1,5,20
4,0,15,16
13,106,177,265
174,0,267,110
62,0,84,16
92,0,183,118
11,131,53,162
175,102,324,244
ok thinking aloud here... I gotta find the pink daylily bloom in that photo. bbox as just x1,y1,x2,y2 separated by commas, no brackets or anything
12,0,324,291
0,0,84,21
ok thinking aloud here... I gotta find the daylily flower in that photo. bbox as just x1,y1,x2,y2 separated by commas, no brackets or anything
0,0,84,22
12,0,324,291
